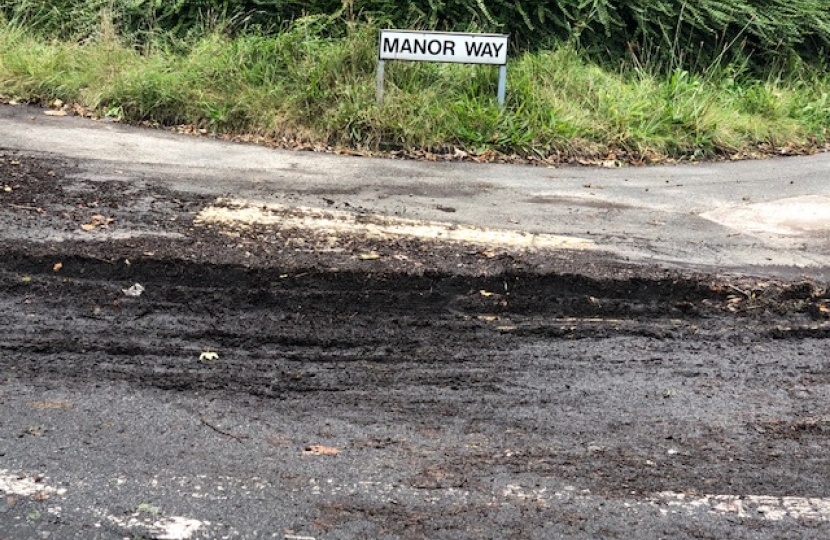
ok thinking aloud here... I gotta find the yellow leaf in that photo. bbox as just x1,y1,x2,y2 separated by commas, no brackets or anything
21,276,31,283
29,400,74,410
303,444,340,456
81,214,114,231
358,252,381,260
479,290,494,297
43,110,67,117
53,262,63,272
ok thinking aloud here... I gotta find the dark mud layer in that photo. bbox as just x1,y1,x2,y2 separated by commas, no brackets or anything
2,149,830,539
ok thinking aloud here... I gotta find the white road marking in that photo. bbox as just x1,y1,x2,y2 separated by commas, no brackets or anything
0,471,204,540
651,491,830,521
153,516,205,540
195,199,595,250
0,469,65,497
103,511,206,540
499,482,830,522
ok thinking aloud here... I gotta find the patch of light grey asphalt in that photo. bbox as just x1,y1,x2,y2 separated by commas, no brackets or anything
701,195,830,236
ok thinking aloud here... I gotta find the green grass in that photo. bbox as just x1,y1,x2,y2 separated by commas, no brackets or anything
1,16,829,162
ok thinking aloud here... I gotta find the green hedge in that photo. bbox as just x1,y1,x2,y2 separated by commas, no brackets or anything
2,1,829,69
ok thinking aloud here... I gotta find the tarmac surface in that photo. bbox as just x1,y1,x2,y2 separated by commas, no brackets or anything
1,103,830,539
3,104,830,276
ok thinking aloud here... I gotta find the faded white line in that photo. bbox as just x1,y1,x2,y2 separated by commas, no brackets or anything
0,469,65,497
103,511,206,540
651,491,830,521
195,199,594,250
498,482,830,522
0,470,205,540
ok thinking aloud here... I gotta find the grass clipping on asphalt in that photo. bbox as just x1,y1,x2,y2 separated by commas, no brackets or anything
1,16,829,165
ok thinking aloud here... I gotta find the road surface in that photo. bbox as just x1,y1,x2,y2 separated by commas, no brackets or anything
1,104,829,539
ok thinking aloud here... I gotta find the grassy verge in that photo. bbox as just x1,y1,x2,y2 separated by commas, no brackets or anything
1,16,829,164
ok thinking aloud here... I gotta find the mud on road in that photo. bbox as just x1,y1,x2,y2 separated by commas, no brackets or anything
2,150,830,539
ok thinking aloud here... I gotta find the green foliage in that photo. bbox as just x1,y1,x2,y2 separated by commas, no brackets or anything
2,16,829,161
2,0,829,71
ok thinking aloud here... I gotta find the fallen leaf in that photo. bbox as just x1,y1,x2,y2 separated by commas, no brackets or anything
303,444,340,456
52,262,62,272
81,214,115,231
358,251,381,260
24,425,45,437
43,110,67,117
32,492,49,502
21,276,31,283
477,315,498,322
122,283,145,297
819,304,829,314
29,400,74,410
199,351,219,362
135,503,160,515
479,249,497,258
479,290,495,297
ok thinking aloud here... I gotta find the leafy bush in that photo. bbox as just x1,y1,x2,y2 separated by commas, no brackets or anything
2,0,829,70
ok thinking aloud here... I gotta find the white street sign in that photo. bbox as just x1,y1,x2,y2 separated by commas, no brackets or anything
379,30,508,65
376,30,510,107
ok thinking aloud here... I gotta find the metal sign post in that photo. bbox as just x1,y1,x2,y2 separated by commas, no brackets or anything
377,30,509,108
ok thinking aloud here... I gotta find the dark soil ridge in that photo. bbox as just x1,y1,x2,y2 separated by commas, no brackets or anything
3,247,827,324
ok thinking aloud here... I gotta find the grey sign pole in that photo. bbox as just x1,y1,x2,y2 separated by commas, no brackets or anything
376,60,385,105
497,65,507,107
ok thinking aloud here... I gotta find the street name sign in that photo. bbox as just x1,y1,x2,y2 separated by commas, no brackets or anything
379,30,508,65
376,30,509,106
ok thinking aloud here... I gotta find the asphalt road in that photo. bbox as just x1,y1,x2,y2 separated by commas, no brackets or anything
3,103,830,275
1,104,829,539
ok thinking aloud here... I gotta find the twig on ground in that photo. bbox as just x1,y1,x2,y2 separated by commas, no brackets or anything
10,204,45,213
199,416,249,442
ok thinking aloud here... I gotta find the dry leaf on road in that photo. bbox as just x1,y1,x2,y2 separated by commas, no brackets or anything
303,445,340,456
29,400,75,410
199,351,219,362
81,214,114,231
